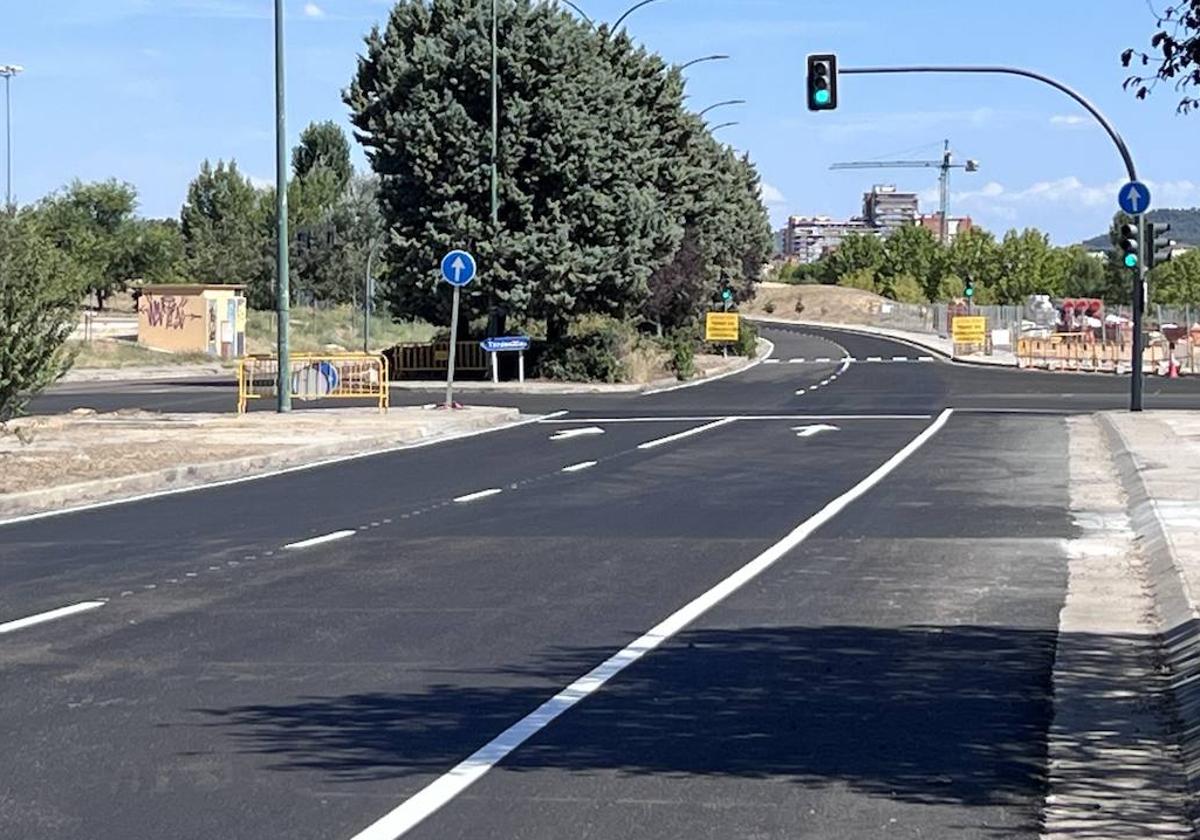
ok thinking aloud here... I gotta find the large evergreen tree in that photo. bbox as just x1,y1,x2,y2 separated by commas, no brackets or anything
180,160,267,298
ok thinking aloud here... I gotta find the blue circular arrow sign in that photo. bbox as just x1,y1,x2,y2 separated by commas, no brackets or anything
1118,181,1152,215
440,250,477,287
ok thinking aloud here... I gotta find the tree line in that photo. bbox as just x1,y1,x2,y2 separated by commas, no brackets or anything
776,219,1200,307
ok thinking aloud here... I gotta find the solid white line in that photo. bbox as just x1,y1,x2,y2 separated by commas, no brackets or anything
637,418,738,450
453,489,503,503
561,461,598,474
542,414,931,423
346,408,956,840
0,411,570,529
550,427,605,441
0,601,106,635
283,530,356,550
838,359,852,374
642,339,775,396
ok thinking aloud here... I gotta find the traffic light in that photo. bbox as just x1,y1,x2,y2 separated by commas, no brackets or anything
806,54,838,111
1149,222,1175,269
964,279,975,299
721,288,734,303
1119,222,1139,269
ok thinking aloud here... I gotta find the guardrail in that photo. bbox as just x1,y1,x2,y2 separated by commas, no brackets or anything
237,353,389,414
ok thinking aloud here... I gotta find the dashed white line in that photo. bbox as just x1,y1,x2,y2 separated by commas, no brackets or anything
561,461,598,474
919,356,935,362
788,358,806,364
838,358,852,374
550,427,605,441
764,359,782,365
893,356,909,362
453,489,504,504
284,530,357,550
867,356,883,363
795,388,807,395
637,418,738,450
816,357,832,363
0,601,106,635
345,409,956,840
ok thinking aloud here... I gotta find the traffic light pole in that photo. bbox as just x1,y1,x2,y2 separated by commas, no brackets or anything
840,64,1144,411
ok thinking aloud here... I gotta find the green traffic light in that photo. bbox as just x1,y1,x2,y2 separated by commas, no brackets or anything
814,90,830,106
965,287,975,298
1124,254,1138,269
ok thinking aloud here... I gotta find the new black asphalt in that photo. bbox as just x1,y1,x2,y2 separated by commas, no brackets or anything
0,324,1194,839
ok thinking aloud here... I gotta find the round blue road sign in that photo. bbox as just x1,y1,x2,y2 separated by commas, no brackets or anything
440,250,477,287
1118,181,1152,216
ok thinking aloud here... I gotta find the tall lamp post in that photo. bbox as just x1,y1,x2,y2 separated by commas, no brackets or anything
0,64,23,209
679,54,728,71
698,99,745,119
273,0,291,412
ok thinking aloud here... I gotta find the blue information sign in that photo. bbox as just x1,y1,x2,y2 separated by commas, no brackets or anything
1118,181,1152,215
481,336,531,353
440,250,477,287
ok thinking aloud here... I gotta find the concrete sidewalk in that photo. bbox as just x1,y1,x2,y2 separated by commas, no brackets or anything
0,405,523,521
1101,411,1200,794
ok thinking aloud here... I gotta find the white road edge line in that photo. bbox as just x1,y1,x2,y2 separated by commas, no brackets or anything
636,418,738,450
540,415,931,423
0,411,570,529
0,601,106,635
346,408,956,840
453,489,503,504
561,461,598,474
642,339,775,396
283,530,357,551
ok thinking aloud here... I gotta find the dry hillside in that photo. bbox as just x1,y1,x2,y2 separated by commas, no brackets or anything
745,283,894,325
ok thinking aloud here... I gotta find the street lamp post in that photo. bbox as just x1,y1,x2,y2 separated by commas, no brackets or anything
709,121,739,133
0,64,23,209
698,98,745,119
273,0,291,412
679,54,729,71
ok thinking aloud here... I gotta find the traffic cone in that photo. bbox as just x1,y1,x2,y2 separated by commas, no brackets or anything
1169,356,1180,379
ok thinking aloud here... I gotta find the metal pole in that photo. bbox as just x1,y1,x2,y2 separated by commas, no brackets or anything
841,64,1142,410
4,73,10,208
274,0,291,412
491,0,499,230
364,239,378,354
445,286,462,409
1133,214,1147,411
939,139,950,246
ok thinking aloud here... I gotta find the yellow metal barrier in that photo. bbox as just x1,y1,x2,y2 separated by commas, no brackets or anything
391,342,488,376
1017,334,1170,373
237,353,389,414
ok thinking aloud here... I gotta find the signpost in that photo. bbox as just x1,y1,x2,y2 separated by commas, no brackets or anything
705,312,740,343
480,336,532,383
440,249,477,409
1115,184,1152,412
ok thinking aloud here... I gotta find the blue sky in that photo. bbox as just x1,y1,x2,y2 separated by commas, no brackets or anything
2,0,1195,243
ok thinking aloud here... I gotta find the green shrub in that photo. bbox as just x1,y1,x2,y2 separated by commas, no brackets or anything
763,300,776,314
669,332,696,381
733,319,760,358
539,316,630,382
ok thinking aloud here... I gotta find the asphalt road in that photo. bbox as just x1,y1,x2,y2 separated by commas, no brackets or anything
1,324,1194,839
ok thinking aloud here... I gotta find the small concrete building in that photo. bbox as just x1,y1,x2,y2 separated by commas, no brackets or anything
136,284,247,358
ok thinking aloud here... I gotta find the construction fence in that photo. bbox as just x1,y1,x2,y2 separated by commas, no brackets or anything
237,353,389,414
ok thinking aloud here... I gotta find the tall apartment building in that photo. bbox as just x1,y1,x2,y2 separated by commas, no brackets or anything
917,213,973,243
780,216,876,264
862,185,919,235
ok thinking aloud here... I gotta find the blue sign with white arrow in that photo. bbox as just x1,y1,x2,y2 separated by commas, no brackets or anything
481,336,531,353
440,250,477,287
1118,181,1152,215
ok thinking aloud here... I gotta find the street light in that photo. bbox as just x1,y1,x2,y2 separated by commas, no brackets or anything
612,0,668,31
698,98,745,118
273,0,291,412
679,54,729,71
710,121,739,133
0,64,24,209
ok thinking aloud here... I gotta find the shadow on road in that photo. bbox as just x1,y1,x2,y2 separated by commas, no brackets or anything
193,623,1077,812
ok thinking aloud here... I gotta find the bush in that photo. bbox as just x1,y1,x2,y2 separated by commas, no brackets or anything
668,332,696,381
734,319,760,358
763,300,776,314
538,316,631,383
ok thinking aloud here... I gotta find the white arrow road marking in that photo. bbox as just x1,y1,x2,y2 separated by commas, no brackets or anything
792,424,840,438
0,601,106,635
550,427,605,441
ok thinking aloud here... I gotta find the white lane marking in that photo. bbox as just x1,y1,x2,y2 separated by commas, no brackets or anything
637,418,738,451
0,601,106,635
642,339,774,396
549,427,605,441
540,414,931,423
763,359,781,365
893,356,909,362
788,358,806,364
819,379,831,386
283,530,356,551
347,408,956,840
795,389,807,396
561,461,598,474
0,411,570,529
867,356,883,363
793,424,840,438
453,489,503,504
838,358,852,374
919,356,935,362
815,357,832,363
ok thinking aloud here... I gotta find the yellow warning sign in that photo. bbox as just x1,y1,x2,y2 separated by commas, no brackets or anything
952,316,987,344
706,312,741,343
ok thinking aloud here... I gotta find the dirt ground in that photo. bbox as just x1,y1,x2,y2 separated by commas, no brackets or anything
744,283,892,325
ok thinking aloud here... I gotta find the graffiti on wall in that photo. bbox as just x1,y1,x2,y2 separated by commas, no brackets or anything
141,295,194,331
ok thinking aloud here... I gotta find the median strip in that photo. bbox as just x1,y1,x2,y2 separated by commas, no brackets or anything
0,601,106,635
283,530,357,550
636,418,738,451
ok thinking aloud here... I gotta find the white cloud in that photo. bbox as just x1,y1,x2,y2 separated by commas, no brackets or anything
947,176,1200,215
760,182,786,206
1050,114,1087,128
303,1,325,17
248,175,275,191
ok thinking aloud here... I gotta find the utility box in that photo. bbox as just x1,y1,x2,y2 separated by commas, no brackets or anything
136,284,247,359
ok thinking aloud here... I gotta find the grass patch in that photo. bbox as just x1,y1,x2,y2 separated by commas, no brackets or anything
245,306,436,355
67,339,218,369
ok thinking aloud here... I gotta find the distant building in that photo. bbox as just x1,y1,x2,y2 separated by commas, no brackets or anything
917,213,973,243
862,185,919,235
781,215,877,264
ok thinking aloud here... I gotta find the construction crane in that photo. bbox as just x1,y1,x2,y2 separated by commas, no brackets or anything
830,140,979,245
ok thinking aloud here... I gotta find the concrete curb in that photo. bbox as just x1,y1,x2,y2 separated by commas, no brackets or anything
748,316,1020,369
0,409,521,522
1098,413,1200,791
